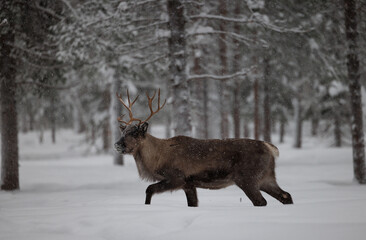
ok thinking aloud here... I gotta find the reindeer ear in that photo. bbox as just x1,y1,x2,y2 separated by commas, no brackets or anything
140,122,149,134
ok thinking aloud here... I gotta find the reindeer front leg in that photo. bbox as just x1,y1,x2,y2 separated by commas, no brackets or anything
145,178,185,205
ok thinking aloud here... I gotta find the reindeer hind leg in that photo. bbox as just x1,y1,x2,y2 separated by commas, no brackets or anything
235,179,267,207
183,184,198,207
260,181,293,205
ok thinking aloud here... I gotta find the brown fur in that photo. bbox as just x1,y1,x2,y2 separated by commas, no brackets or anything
115,124,293,207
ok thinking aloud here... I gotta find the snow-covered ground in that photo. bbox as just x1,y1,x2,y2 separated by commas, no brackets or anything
1,128,366,240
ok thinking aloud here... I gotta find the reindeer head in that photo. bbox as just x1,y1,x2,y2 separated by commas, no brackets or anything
114,89,166,155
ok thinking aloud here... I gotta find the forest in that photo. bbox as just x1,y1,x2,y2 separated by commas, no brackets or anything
1,0,366,239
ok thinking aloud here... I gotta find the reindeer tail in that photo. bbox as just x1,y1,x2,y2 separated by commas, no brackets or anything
263,142,279,159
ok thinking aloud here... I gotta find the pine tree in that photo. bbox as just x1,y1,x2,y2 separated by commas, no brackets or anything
0,1,19,190
344,0,366,183
167,0,191,136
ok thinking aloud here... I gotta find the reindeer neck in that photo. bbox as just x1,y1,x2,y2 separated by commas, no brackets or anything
132,134,167,181
134,134,165,161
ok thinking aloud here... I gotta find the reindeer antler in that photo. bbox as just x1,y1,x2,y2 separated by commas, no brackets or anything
141,89,167,124
116,90,142,125
116,89,166,126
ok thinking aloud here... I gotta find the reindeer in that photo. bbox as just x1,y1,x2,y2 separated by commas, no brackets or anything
114,89,293,207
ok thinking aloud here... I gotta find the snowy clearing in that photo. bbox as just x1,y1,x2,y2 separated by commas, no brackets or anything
1,129,366,240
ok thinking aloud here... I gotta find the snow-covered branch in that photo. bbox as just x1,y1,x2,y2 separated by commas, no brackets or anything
183,1,204,6
117,37,168,55
189,14,252,24
111,18,162,28
34,3,63,20
188,67,255,81
59,0,79,19
117,0,162,11
133,0,161,7
187,30,267,46
138,54,168,66
189,14,313,34
16,80,80,90
0,19,8,26
316,51,343,82
21,58,68,69
258,21,314,33
7,43,57,61
85,15,115,28
120,21,168,34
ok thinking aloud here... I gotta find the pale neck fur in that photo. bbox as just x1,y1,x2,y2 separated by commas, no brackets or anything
133,134,166,164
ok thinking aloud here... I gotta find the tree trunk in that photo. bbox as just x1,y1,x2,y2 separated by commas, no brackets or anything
232,0,241,139
21,109,28,133
243,120,250,138
202,79,209,139
50,95,56,144
279,116,286,143
39,121,44,144
311,117,319,136
73,103,81,133
91,122,96,145
294,97,302,148
167,0,191,136
218,0,229,139
110,74,124,165
334,114,342,147
1,72,19,191
102,122,110,152
252,23,260,140
72,92,86,134
233,81,240,138
263,56,271,142
102,88,111,152
344,0,366,183
28,104,34,131
0,0,19,190
253,75,260,140
193,49,208,139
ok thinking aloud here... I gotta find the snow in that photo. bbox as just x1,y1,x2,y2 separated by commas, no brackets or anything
0,18,8,26
1,128,366,240
309,38,319,50
329,81,345,97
